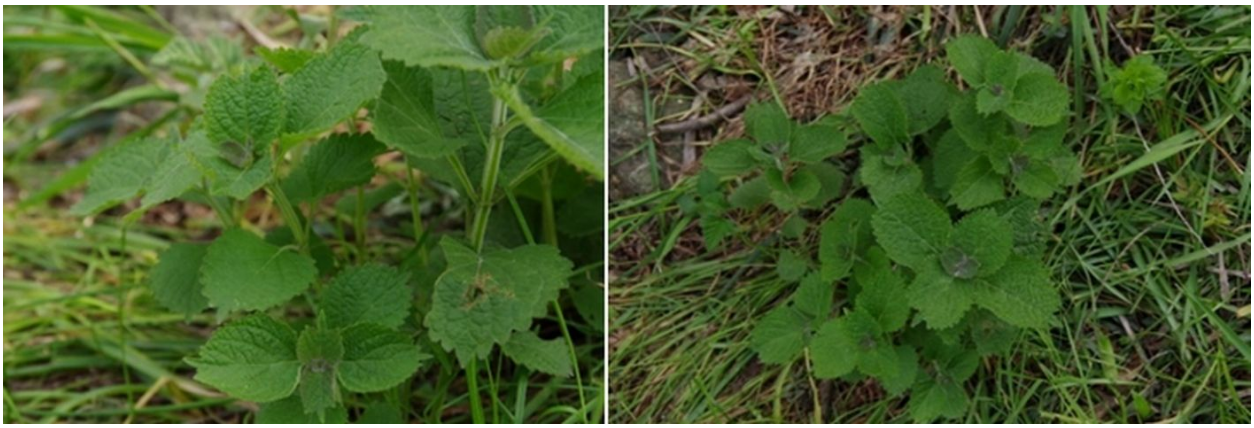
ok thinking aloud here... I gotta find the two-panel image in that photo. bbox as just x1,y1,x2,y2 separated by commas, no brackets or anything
2,5,1249,424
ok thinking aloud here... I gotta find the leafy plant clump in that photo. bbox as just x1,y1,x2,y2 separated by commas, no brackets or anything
70,5,603,423
699,35,1077,422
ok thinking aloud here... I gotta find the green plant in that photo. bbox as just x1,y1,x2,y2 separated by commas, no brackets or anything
726,35,1075,422
1102,55,1168,115
69,5,603,423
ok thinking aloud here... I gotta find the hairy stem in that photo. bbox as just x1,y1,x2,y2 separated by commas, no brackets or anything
468,94,509,251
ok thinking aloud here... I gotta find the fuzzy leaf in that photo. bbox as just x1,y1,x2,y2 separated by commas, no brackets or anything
283,133,384,203
141,137,202,211
949,158,1005,211
775,249,809,282
187,315,300,402
850,82,909,147
854,252,910,333
337,323,427,392
945,35,999,86
373,61,465,159
973,256,1060,329
929,130,977,193
728,176,771,209
876,345,919,396
504,69,605,179
321,264,412,330
181,130,272,200
908,378,968,423
801,161,846,209
744,102,792,146
203,65,284,146
425,239,572,365
200,229,318,313
765,168,820,211
1104,55,1167,114
810,316,858,379
501,330,572,377
793,273,833,320
948,93,1010,153
750,305,809,364
529,5,604,64
870,192,951,270
951,209,1013,277
907,263,972,330
255,46,315,73
149,243,209,316
1006,72,1068,126
818,198,876,282
702,139,756,178
1012,159,1059,199
283,41,385,137
700,214,735,250
256,396,348,424
70,137,172,216
859,145,923,204
789,117,847,161
298,368,339,418
895,65,956,135
360,6,491,70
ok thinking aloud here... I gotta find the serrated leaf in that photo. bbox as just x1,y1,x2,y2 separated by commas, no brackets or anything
895,65,956,135
750,305,809,364
810,316,858,379
907,263,972,330
765,168,820,211
297,327,345,366
850,81,909,147
141,137,202,211
203,65,284,146
976,51,1019,114
70,137,172,216
819,198,876,282
744,102,792,147
876,345,918,396
973,256,1059,329
283,41,385,137
200,229,318,313
187,315,301,402
949,158,1005,211
854,253,909,333
789,117,847,161
283,133,384,203
951,209,1013,278
945,35,998,86
529,5,604,64
775,249,809,282
337,323,427,392
373,61,465,159
149,243,209,316
870,192,951,270
321,264,412,330
256,396,349,424
503,69,605,180
360,6,492,70
1012,158,1059,199
181,131,272,200
930,130,977,193
964,310,1019,356
908,378,968,423
1006,72,1068,126
702,139,756,178
297,368,339,418
728,176,770,209
859,145,923,204
700,214,735,250
425,239,572,365
801,161,846,209
1104,55,1167,114
948,93,1010,153
793,273,833,320
500,330,572,377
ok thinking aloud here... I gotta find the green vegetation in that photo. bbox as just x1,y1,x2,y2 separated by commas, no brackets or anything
5,5,603,423
609,5,1249,424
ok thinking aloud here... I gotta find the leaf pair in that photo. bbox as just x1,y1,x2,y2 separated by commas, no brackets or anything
870,192,1060,330
945,35,1068,126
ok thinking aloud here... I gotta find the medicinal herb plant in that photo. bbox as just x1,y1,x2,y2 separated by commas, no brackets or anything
696,35,1077,422
70,5,603,423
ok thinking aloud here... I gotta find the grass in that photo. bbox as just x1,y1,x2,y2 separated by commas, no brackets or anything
3,5,604,423
608,5,1250,423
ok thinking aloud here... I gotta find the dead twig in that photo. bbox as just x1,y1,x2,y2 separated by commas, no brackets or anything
655,95,752,134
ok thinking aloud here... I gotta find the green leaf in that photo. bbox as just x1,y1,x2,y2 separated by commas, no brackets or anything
141,137,203,212
295,327,343,417
283,41,386,137
744,102,792,146
854,252,909,333
255,46,315,73
700,214,735,250
949,158,1005,211
810,316,858,379
789,117,847,161
702,139,756,178
793,273,833,320
321,264,413,330
894,65,956,135
750,305,809,364
728,176,770,209
1012,157,1059,199
945,35,998,86
373,61,465,159
948,92,1010,153
256,396,348,424
765,168,820,211
529,5,604,64
203,65,284,146
361,6,492,70
70,137,172,216
801,162,846,209
973,256,1060,329
297,369,339,419
775,249,809,282
283,133,385,203
850,81,909,147
187,315,300,402
929,130,977,193
858,145,923,204
819,198,876,282
875,345,918,396
500,330,572,377
425,239,572,365
870,192,951,270
356,401,405,424
950,209,1013,278
908,378,968,423
200,229,318,314
502,69,605,180
1006,72,1069,126
1104,55,1167,114
149,243,209,316
964,310,1019,356
975,51,1018,114
907,263,972,330
181,131,273,200
337,323,427,392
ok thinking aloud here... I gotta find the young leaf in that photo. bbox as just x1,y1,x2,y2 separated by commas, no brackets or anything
321,264,413,330
203,65,284,146
775,249,809,282
801,162,846,208
529,5,604,64
1103,55,1167,114
945,35,999,86
793,273,833,320
818,198,876,282
500,330,572,377
1006,72,1068,126
975,51,1019,114
360,6,493,71
372,60,465,159
283,41,386,137
949,158,1005,211
503,69,605,180
850,82,909,147
765,168,820,211
743,102,792,147
749,305,809,364
870,192,951,270
950,209,1013,278
255,46,315,73
337,323,427,392
973,256,1060,329
895,65,957,135
149,243,209,316
187,315,301,402
788,117,847,161
425,239,573,365
810,310,894,380
282,133,385,203
182,131,273,200
298,369,339,419
200,229,318,314
296,328,344,416
702,139,756,178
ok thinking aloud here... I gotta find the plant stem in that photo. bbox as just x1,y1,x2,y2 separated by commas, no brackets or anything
540,166,558,246
466,358,486,424
552,300,589,423
404,156,429,264
354,185,366,262
468,95,509,251
266,182,307,252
